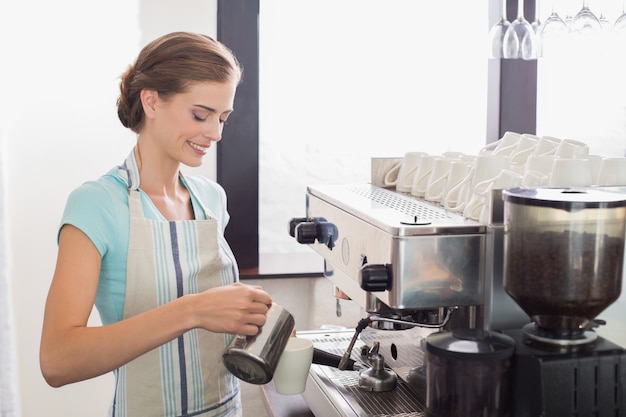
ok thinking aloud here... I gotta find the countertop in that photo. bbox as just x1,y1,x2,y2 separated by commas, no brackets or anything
261,381,314,417
241,379,314,417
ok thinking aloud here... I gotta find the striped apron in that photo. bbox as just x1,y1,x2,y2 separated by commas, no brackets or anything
111,153,241,417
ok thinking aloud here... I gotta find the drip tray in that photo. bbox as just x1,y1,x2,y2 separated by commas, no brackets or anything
298,327,432,417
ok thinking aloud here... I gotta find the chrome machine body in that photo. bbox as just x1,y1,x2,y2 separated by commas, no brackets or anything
294,183,527,329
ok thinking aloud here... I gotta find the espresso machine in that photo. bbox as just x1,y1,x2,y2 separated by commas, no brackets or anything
289,183,626,416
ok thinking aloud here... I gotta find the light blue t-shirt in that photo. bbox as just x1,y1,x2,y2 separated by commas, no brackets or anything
59,166,230,326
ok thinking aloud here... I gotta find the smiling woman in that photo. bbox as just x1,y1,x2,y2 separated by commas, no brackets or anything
39,31,275,417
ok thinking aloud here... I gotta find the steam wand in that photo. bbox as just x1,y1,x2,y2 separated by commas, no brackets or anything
337,307,456,370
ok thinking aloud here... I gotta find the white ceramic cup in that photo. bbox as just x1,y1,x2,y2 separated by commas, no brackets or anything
443,169,473,212
411,154,439,197
460,154,477,163
555,139,589,158
479,131,521,156
522,170,550,187
273,337,314,395
371,157,403,188
549,158,593,187
442,161,473,209
441,151,465,159
510,133,539,169
531,136,562,156
597,157,626,186
524,154,560,177
395,152,428,193
425,157,457,203
574,154,603,185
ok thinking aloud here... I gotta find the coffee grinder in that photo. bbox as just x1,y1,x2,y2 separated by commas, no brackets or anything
502,187,626,417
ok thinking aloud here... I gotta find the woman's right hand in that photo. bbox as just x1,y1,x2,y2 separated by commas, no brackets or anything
187,282,273,336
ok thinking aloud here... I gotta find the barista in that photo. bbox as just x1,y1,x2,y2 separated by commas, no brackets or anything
39,32,272,416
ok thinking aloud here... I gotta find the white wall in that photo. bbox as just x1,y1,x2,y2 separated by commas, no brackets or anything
0,1,217,415
258,0,491,255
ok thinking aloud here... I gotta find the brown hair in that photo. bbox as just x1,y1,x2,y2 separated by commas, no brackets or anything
117,32,243,133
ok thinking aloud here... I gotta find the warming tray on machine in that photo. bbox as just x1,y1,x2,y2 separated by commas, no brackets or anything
306,184,485,236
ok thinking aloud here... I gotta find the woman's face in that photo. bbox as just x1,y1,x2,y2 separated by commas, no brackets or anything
146,81,237,168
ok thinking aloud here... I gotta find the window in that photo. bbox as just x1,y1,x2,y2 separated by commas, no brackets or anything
258,0,490,258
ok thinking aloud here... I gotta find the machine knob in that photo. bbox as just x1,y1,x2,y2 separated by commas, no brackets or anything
359,264,391,292
288,217,308,238
291,218,338,248
295,222,319,244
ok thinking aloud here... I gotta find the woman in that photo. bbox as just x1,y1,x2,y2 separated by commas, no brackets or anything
40,32,272,416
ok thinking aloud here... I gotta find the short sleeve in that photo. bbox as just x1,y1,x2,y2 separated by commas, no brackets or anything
59,180,126,257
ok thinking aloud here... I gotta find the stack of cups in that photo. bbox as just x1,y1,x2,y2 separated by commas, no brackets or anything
368,132,626,224
478,131,521,156
520,136,562,186
463,156,521,221
413,152,470,201
548,139,593,187
509,134,539,174
444,154,513,218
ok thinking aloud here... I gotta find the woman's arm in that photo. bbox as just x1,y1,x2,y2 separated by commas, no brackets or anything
40,224,271,387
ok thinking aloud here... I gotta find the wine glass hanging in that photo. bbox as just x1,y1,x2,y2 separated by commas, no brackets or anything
488,0,624,59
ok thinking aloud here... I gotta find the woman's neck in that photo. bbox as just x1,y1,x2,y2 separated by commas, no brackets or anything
134,144,193,221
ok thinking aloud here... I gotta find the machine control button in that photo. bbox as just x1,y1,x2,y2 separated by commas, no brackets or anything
288,217,308,237
295,222,319,244
293,219,338,248
359,264,391,292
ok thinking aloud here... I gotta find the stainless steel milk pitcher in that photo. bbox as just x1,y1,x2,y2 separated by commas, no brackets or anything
222,303,295,384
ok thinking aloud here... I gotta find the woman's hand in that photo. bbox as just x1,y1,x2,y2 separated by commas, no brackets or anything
186,282,273,336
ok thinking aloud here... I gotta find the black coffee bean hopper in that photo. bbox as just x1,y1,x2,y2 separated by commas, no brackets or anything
501,187,626,417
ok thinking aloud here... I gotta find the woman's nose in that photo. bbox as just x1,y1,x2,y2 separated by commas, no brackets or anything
203,119,223,142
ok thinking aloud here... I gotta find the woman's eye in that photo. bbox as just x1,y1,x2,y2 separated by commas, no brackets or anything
192,112,208,122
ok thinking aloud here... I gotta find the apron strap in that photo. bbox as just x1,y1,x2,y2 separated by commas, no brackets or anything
117,150,141,191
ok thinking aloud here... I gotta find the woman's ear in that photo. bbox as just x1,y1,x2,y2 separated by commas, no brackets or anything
140,89,158,119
